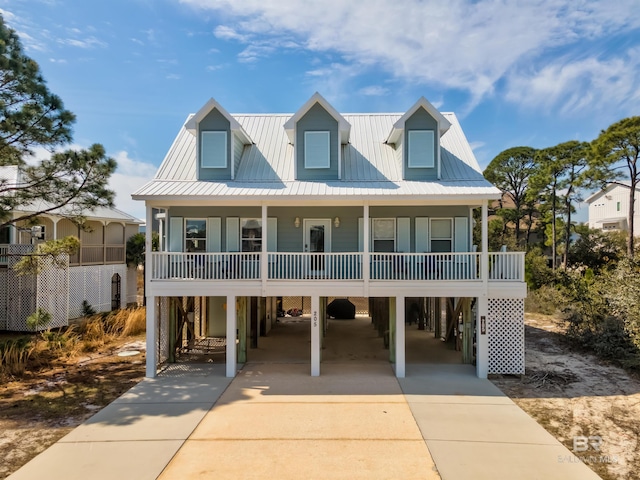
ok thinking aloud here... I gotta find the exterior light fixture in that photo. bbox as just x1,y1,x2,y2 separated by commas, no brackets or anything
294,217,301,228
334,217,340,228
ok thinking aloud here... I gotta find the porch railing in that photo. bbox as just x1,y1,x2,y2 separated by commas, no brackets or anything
488,252,525,281
268,252,362,280
370,252,481,281
149,251,525,282
152,252,261,280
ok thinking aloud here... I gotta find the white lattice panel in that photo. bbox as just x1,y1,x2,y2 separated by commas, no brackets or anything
68,264,128,317
126,266,139,305
0,269,7,330
35,254,70,329
7,245,37,331
159,297,170,364
488,298,525,375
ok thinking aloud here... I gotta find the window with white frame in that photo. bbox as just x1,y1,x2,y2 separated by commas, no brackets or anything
185,219,206,252
304,131,330,169
408,130,435,168
241,218,262,252
430,218,452,252
372,218,395,252
201,131,227,168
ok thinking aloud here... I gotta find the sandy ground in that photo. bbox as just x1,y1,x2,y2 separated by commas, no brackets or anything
3,314,640,480
492,313,640,480
0,339,146,480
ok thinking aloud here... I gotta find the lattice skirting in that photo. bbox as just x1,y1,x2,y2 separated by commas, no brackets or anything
488,298,525,375
68,264,128,318
0,269,7,330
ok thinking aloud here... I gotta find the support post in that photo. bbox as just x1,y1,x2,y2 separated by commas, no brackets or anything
226,295,237,378
477,200,489,378
261,204,268,296
144,205,157,378
363,203,370,297
477,296,489,378
395,296,405,378
311,295,320,376
145,296,157,377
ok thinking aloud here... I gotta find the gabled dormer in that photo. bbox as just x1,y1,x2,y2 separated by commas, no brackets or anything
185,98,252,181
284,92,351,181
386,97,451,181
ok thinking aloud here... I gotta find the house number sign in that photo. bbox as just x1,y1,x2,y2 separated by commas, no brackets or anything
313,311,318,328
480,315,486,335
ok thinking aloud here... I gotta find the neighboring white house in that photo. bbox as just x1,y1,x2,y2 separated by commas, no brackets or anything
0,166,141,331
133,93,527,380
586,183,640,234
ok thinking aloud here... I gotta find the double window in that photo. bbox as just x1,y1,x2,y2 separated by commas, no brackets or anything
408,130,435,168
304,131,330,169
241,218,262,252
372,218,395,252
201,131,227,168
430,218,452,252
185,219,206,252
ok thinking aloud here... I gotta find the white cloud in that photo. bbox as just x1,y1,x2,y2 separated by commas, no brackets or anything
59,36,107,49
49,58,67,64
505,48,640,117
359,85,389,96
179,0,640,113
166,73,181,80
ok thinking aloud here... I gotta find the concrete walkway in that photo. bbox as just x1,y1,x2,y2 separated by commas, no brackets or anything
8,362,601,480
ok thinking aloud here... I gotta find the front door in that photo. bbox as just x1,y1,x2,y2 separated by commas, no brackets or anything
304,219,331,276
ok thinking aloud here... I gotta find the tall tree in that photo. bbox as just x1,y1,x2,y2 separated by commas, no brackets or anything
530,141,590,268
484,146,537,246
0,15,116,228
590,117,640,258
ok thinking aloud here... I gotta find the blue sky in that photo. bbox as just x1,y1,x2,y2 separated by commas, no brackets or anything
2,0,640,221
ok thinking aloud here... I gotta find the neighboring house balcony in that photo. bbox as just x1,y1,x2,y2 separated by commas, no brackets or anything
0,243,126,267
148,250,525,298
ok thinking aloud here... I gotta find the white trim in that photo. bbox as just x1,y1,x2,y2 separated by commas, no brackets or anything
395,296,405,378
311,295,320,376
303,218,332,253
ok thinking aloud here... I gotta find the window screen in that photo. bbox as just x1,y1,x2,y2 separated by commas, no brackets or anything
408,130,435,168
304,131,330,169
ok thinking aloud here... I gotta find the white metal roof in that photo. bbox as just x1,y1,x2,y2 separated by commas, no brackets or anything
134,109,499,202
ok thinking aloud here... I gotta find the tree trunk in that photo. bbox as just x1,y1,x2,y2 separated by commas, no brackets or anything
629,183,636,258
564,206,571,267
551,191,557,270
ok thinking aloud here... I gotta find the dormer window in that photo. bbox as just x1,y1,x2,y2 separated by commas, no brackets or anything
201,131,227,169
408,130,435,168
304,131,330,169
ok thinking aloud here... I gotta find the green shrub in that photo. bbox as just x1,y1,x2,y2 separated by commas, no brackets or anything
26,308,52,331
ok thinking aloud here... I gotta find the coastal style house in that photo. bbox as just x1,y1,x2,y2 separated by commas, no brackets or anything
133,93,527,379
0,165,141,330
587,183,640,234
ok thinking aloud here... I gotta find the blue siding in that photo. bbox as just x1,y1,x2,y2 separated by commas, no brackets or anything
296,103,339,180
198,109,232,180
404,107,438,181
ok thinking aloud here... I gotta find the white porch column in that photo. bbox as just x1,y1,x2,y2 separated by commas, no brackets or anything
145,205,157,378
363,203,370,296
311,295,320,376
145,296,157,377
226,295,237,378
477,200,489,378
261,204,268,296
476,296,489,378
395,296,405,378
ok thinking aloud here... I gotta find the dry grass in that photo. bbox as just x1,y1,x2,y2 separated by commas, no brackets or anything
0,307,146,379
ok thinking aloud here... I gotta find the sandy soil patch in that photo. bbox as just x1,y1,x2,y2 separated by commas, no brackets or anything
492,313,640,480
